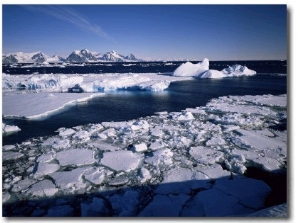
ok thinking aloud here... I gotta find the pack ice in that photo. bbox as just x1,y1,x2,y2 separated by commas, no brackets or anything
2,94,287,217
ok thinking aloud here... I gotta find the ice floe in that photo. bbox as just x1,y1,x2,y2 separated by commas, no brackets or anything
101,150,143,172
2,94,287,217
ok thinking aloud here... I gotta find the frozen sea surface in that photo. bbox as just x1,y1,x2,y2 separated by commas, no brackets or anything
2,92,104,119
2,94,287,217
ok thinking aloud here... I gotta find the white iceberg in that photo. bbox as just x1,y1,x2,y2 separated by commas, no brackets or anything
199,69,226,79
173,58,209,77
2,123,21,134
172,58,256,78
222,64,256,76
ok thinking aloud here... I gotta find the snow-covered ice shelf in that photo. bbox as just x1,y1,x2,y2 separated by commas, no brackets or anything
2,94,287,217
2,92,104,120
2,73,192,93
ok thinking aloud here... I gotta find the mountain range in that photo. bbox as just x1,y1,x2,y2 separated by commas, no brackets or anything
2,49,143,64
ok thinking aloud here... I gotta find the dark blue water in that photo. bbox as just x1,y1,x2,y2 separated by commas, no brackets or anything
3,73,287,145
3,60,287,75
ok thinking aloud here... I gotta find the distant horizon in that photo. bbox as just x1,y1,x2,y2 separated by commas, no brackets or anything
2,49,287,62
3,5,287,61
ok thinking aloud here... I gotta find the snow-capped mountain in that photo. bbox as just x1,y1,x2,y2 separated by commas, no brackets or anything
66,49,142,63
2,49,143,64
65,49,98,63
2,52,63,64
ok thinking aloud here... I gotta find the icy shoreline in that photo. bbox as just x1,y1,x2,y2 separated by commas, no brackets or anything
2,93,287,217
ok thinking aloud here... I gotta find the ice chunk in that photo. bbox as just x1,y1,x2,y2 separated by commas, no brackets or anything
41,137,70,149
149,140,165,151
34,163,60,177
197,164,231,179
222,64,256,76
82,167,106,185
145,148,173,166
2,145,16,151
2,123,21,134
36,154,53,163
3,151,24,161
26,179,58,197
101,150,142,172
72,130,90,142
233,149,283,172
199,69,226,79
50,167,89,191
206,136,227,146
150,126,163,137
55,149,96,166
138,167,152,183
109,174,129,186
155,167,209,194
189,146,223,165
133,143,148,152
11,178,37,193
131,120,149,131
173,58,209,77
102,121,132,129
139,194,190,217
58,128,76,137
235,129,286,152
177,111,194,121
98,128,117,139
138,80,170,91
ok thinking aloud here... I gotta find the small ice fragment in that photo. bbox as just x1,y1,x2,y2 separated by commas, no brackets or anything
83,167,106,185
133,143,148,152
131,120,149,131
145,148,173,166
138,167,152,183
109,174,129,186
3,151,24,161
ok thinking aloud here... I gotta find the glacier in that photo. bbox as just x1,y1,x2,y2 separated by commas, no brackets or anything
2,93,287,217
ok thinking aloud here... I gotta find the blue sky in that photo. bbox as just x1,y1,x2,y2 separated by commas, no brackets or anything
2,4,287,60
